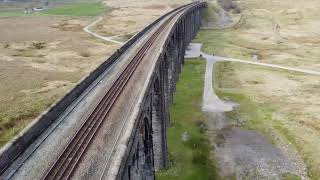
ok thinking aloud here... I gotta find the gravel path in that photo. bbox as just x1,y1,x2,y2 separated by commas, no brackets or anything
202,52,237,112
215,56,320,76
83,17,124,45
185,43,309,179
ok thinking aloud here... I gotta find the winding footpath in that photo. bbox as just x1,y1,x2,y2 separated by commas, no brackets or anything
83,17,124,45
202,53,236,112
215,56,320,76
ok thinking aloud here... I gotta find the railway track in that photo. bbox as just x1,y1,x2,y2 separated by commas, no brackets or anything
42,4,194,180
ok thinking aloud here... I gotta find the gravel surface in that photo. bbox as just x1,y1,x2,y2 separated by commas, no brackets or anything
214,127,304,179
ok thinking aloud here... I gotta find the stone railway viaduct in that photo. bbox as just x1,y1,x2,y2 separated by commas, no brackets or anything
0,2,206,179
118,4,204,179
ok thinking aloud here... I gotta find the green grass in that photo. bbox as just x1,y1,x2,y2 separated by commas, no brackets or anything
156,59,218,180
213,62,277,135
45,3,105,16
280,173,301,180
0,3,106,17
194,30,253,60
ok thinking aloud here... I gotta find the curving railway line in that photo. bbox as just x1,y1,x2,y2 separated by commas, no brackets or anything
0,2,205,179
43,7,187,179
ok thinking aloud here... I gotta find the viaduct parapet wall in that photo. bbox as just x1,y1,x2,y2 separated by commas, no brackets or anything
111,3,206,179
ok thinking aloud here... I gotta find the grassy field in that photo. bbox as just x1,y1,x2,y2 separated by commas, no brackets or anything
197,0,320,71
45,3,106,16
194,30,253,60
213,61,320,179
156,59,218,180
195,1,320,177
0,93,59,147
0,3,106,17
0,11,119,147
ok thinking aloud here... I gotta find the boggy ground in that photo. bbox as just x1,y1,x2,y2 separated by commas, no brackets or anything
0,0,190,147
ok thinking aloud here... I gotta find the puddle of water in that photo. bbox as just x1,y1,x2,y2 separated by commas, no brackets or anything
184,43,307,180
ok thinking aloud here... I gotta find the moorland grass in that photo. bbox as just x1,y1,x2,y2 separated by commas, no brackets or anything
213,61,319,179
45,3,106,16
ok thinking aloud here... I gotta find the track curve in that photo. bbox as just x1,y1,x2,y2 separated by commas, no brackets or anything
42,3,196,180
